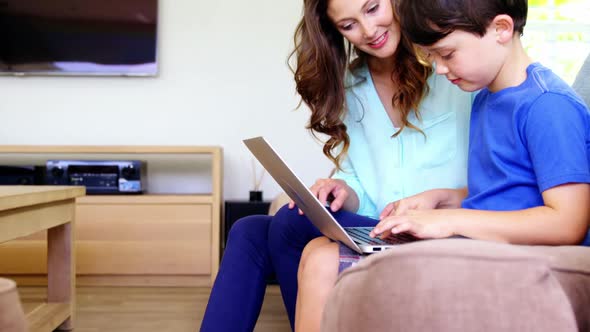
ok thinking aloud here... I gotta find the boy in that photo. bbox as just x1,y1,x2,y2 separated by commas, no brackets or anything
370,0,590,245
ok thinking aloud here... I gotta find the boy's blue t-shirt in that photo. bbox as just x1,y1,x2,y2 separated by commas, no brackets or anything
462,63,590,213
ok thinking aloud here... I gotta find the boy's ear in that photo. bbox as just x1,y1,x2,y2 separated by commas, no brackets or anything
492,14,515,44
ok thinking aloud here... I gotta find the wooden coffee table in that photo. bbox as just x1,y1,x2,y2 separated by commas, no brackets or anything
0,186,85,331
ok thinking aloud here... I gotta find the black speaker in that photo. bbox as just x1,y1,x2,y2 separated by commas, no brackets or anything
223,200,271,249
0,166,45,185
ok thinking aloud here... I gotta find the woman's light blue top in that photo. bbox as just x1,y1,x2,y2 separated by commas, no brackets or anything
332,62,473,218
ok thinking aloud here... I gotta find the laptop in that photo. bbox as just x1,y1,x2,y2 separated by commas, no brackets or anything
243,136,418,254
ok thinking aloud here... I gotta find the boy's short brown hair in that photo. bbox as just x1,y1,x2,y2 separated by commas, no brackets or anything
397,0,528,46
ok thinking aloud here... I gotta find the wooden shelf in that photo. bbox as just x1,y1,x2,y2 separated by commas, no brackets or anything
76,194,214,205
0,145,223,287
0,145,221,154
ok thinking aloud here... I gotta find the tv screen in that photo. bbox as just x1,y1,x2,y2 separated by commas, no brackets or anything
0,0,158,76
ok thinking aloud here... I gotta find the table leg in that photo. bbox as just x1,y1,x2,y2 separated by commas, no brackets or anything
47,215,75,331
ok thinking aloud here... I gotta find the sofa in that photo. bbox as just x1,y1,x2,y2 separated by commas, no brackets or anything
320,56,590,331
321,239,589,331
574,53,590,107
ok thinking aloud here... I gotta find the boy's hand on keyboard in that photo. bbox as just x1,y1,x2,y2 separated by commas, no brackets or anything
370,209,454,240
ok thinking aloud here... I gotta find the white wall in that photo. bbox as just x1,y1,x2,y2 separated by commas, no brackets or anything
0,0,333,200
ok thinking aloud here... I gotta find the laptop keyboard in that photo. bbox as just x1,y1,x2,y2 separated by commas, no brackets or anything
344,227,417,245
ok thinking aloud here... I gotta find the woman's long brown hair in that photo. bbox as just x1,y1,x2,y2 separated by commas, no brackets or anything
289,0,432,170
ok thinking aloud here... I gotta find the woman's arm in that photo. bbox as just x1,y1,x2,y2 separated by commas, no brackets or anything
379,188,468,218
371,183,590,245
328,156,366,213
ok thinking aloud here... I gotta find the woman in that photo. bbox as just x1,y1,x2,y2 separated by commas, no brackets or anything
199,0,472,330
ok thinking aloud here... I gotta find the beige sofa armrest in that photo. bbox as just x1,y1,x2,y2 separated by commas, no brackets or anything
519,245,590,331
322,239,580,332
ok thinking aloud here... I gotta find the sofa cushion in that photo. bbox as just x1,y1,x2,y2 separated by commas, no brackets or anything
321,239,579,332
573,53,590,107
520,245,590,331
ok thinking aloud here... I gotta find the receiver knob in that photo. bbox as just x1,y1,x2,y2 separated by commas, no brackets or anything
50,166,64,178
121,165,136,178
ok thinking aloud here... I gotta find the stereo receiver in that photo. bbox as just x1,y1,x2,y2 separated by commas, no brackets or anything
45,160,146,194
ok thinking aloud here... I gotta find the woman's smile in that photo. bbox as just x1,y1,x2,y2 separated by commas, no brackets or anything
368,31,389,49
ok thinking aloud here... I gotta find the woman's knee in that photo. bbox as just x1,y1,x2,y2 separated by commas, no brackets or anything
268,204,311,239
271,204,300,228
226,215,271,248
298,242,339,283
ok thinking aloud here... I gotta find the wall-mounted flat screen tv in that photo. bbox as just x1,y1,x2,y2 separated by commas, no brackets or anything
0,0,158,76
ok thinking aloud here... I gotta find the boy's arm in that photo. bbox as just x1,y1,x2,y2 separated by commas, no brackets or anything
371,183,590,245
